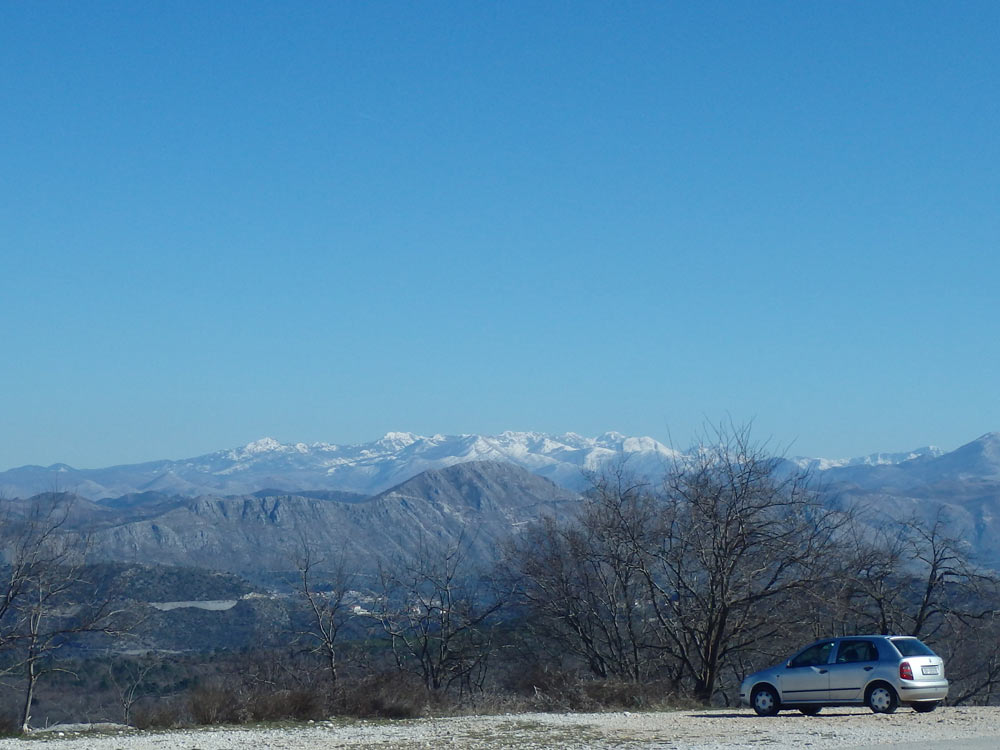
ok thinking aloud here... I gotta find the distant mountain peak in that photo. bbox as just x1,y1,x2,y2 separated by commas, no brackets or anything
376,431,420,449
790,445,945,471
228,437,312,460
238,437,283,454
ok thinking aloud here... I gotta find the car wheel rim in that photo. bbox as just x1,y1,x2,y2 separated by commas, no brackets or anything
871,688,890,711
755,692,773,711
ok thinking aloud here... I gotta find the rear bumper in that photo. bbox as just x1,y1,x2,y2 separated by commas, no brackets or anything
898,679,949,703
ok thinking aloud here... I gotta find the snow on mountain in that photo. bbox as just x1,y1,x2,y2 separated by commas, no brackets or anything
3,432,997,503
788,446,945,472
5,432,1000,572
0,432,680,500
283,431,681,492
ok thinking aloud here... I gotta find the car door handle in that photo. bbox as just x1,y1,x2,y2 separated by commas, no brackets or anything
818,669,828,674
864,666,874,671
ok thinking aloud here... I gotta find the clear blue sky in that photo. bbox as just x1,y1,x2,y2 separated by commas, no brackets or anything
2,1,998,469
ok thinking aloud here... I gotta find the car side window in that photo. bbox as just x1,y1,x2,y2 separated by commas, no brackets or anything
789,641,834,668
836,640,878,664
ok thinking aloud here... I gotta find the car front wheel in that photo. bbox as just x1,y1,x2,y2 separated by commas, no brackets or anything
799,705,822,716
751,685,780,717
866,683,899,714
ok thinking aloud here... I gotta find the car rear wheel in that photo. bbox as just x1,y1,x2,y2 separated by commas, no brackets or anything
751,685,780,716
866,683,899,714
799,705,822,716
912,701,939,713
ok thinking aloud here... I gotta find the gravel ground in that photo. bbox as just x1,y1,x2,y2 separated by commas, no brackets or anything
4,706,1000,749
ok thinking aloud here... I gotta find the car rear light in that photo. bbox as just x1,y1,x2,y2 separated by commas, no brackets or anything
900,661,914,680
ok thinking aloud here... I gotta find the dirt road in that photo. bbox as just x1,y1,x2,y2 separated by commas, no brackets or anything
4,706,1000,749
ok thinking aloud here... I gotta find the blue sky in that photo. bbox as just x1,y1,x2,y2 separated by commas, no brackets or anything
2,1,998,469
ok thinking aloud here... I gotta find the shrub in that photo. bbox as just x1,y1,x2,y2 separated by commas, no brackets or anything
247,689,321,721
502,664,681,711
132,697,189,729
189,686,248,725
0,711,19,737
337,673,426,719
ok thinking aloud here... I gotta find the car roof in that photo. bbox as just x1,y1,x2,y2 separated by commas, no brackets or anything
802,635,919,646
827,635,918,640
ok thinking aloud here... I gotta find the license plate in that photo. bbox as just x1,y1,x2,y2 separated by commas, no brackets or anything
922,665,939,675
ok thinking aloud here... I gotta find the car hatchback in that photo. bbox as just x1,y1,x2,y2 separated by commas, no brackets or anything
739,635,948,716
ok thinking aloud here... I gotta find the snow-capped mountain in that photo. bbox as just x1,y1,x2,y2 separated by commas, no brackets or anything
2,431,997,504
0,431,681,500
788,446,946,472
5,432,1000,570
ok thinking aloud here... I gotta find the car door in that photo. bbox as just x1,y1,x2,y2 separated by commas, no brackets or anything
828,639,879,703
779,640,835,702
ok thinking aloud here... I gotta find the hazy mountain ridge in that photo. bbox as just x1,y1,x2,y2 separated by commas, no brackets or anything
4,431,980,503
42,461,582,576
807,433,1000,489
0,431,680,500
788,445,945,472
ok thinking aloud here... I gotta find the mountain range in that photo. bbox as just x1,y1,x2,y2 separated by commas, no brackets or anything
0,430,958,501
3,431,1000,574
0,431,680,500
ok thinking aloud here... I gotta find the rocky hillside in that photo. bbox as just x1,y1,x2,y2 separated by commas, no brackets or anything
816,433,1000,559
44,461,581,577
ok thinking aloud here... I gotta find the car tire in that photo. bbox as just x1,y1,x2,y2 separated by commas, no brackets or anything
751,685,780,716
799,705,822,716
866,683,899,714
912,701,939,713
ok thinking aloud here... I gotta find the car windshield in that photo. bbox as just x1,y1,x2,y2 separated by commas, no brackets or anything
890,637,936,657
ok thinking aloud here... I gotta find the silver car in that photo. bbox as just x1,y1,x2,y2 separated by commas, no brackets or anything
739,635,948,716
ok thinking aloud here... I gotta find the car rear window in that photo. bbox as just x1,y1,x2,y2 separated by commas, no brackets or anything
890,638,936,657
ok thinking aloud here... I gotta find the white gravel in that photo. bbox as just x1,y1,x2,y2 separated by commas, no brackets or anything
5,706,1000,749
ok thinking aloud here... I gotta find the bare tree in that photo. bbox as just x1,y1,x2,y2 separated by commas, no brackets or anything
830,510,1000,637
292,541,355,687
506,425,850,703
106,657,156,726
504,464,668,683
375,532,506,695
823,518,913,636
635,423,850,702
0,494,129,732
945,612,1000,705
902,511,999,638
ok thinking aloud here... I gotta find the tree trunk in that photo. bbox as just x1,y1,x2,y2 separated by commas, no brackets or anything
20,656,37,734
